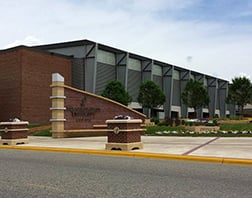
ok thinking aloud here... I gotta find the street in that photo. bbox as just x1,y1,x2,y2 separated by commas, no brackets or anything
0,149,251,198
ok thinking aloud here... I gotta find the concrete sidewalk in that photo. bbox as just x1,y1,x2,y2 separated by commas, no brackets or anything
1,136,252,165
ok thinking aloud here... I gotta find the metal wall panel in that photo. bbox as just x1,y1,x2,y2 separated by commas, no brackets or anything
128,69,141,101
95,62,116,95
216,90,220,109
97,49,115,65
128,58,141,71
173,69,180,80
153,64,162,76
172,79,181,106
48,46,86,58
71,58,84,90
153,75,162,90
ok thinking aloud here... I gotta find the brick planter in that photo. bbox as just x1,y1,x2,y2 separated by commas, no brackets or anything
105,119,145,151
0,121,29,145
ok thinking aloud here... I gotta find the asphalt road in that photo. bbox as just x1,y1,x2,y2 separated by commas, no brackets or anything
0,149,252,198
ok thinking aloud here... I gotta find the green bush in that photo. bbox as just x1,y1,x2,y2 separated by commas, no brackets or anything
181,120,186,125
205,120,218,126
165,118,173,126
157,120,168,126
175,119,181,126
150,117,160,125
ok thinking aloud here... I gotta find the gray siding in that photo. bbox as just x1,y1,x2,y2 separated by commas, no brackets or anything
153,75,162,90
95,62,116,95
71,58,85,90
216,90,220,109
172,79,181,106
97,49,115,65
128,69,141,101
48,46,86,58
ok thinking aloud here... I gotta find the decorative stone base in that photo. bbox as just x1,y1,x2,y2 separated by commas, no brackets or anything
1,138,29,145
52,131,67,138
106,142,143,151
185,126,220,133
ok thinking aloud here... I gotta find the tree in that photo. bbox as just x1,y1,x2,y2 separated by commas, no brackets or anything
226,77,252,114
101,80,132,106
137,81,166,117
181,79,209,118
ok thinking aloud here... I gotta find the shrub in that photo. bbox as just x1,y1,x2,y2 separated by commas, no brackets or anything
205,119,218,126
175,119,181,126
181,120,186,125
150,117,160,125
165,118,173,126
158,120,168,126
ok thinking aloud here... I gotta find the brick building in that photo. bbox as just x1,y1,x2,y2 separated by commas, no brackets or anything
0,46,71,123
0,39,235,124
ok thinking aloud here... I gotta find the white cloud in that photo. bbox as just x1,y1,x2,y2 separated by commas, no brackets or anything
238,73,251,81
4,35,41,49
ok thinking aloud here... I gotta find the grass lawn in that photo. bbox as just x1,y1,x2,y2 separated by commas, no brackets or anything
220,123,252,131
33,129,52,136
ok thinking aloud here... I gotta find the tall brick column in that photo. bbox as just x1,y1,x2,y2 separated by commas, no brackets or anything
50,73,66,138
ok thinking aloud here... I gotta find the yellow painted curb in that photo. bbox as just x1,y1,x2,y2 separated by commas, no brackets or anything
1,145,252,166
223,158,252,166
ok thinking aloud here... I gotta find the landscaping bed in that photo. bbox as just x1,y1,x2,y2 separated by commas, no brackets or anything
30,120,252,137
146,122,252,137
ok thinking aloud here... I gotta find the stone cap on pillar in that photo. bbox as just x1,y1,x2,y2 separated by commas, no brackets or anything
52,73,64,83
106,119,142,124
0,121,29,125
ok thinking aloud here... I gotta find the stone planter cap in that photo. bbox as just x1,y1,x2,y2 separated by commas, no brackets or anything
0,121,29,125
106,119,142,124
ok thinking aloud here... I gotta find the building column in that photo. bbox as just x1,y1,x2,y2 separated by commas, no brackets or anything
50,73,66,138
116,52,129,89
180,70,191,118
218,80,228,118
207,77,217,118
195,74,206,118
84,43,98,93
142,59,153,81
141,59,153,117
163,64,174,119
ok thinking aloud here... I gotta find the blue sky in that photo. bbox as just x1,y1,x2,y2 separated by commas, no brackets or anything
0,0,251,81
176,0,252,22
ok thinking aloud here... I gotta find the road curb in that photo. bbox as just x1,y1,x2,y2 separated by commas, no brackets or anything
1,145,252,166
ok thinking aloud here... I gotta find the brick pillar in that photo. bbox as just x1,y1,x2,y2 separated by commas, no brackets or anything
50,73,66,138
105,119,145,151
0,121,29,145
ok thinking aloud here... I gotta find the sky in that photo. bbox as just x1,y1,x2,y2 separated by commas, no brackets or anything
0,0,251,81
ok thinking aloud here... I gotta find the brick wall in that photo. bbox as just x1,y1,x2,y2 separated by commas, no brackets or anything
0,47,71,123
0,49,21,121
64,87,146,130
20,48,71,123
